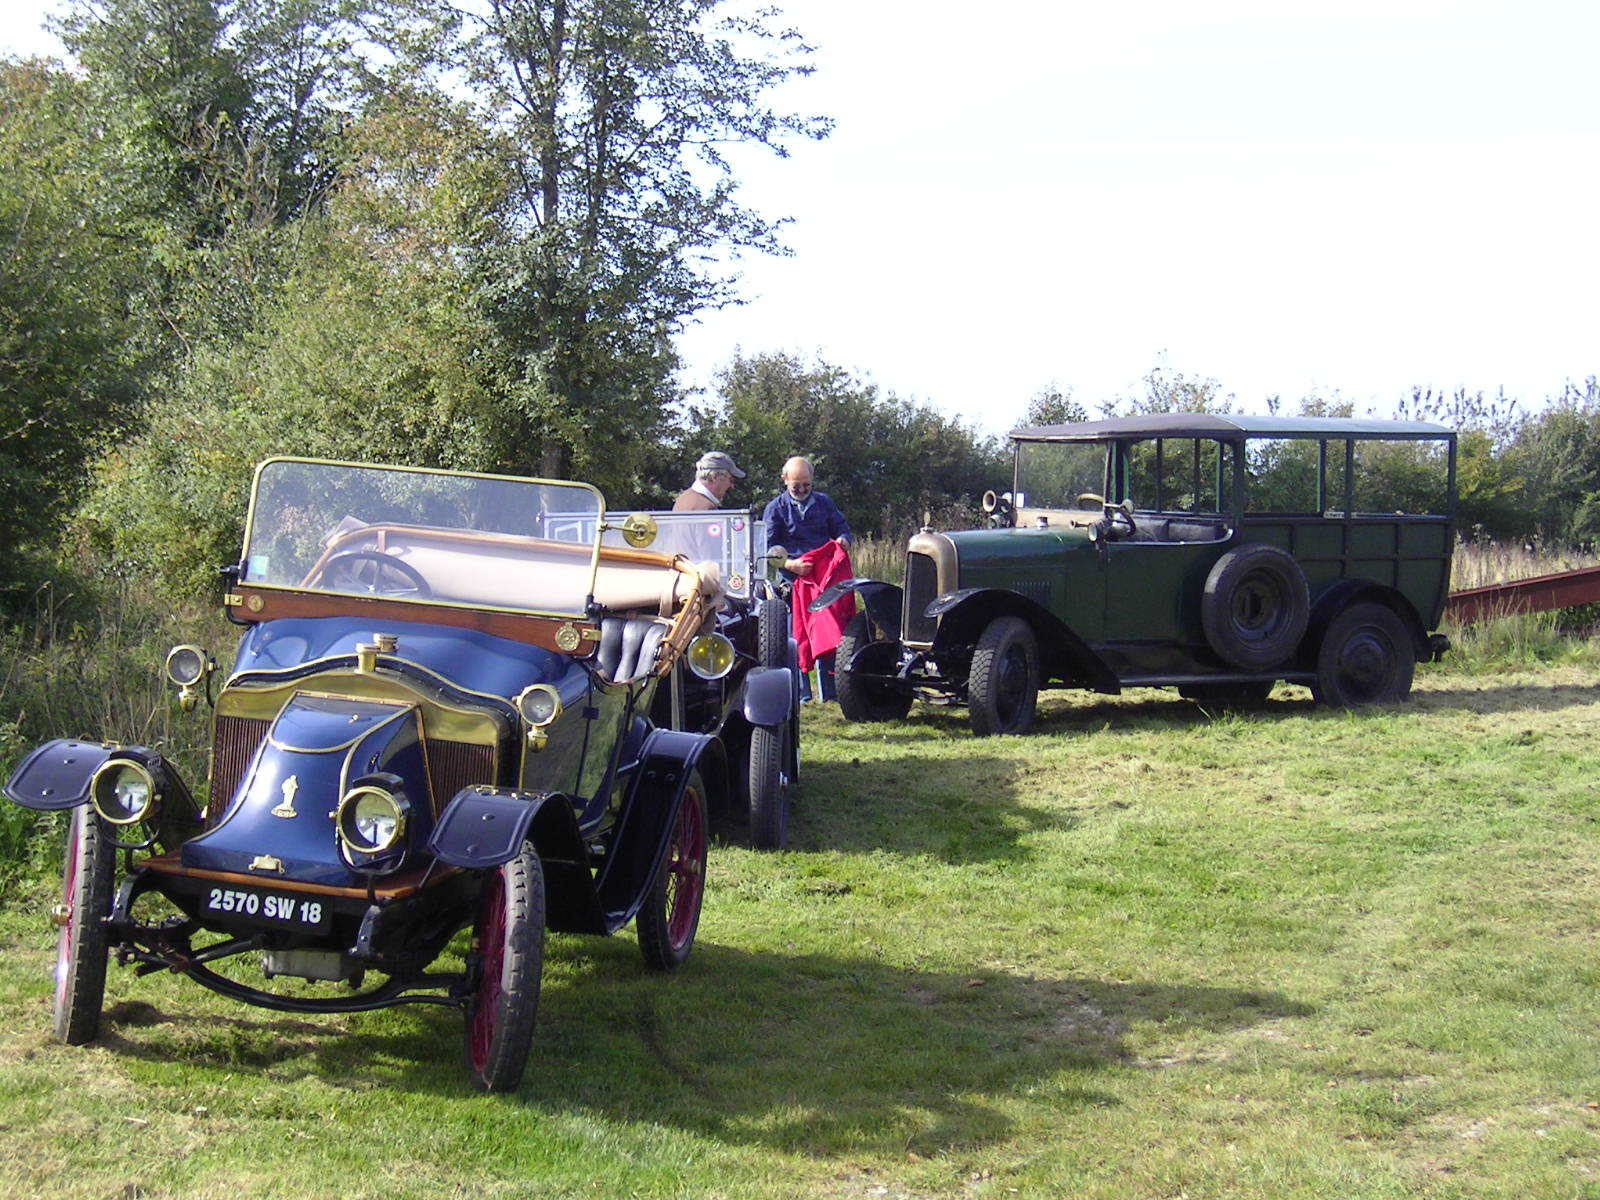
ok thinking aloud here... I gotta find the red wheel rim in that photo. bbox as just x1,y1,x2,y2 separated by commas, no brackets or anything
55,809,80,1011
468,870,506,1074
664,788,707,950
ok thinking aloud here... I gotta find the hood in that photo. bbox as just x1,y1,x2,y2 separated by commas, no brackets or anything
182,693,434,886
232,616,575,699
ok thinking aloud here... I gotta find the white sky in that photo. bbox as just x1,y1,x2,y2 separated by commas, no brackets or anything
7,1,1597,434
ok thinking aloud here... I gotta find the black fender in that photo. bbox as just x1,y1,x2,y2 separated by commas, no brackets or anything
739,666,795,728
810,578,903,641
4,739,200,841
926,588,1121,694
428,786,606,934
1301,581,1430,664
594,728,717,934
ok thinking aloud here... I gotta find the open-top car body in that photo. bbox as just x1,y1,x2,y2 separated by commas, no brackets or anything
602,509,800,849
823,414,1457,735
5,458,746,1091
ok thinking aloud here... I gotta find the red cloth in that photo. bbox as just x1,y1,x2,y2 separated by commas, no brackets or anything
790,541,855,671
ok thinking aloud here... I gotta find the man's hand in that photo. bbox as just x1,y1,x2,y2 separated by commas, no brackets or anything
785,557,814,577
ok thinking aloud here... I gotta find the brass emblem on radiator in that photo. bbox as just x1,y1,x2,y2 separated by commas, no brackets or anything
271,774,300,819
554,622,582,652
249,855,284,873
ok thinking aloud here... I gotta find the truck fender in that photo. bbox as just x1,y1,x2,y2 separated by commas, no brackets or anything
429,786,606,934
809,578,903,641
1302,581,1430,663
594,728,717,934
4,740,200,845
927,588,1121,694
739,666,795,728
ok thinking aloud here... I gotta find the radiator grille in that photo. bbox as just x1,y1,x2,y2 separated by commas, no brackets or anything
903,551,939,644
425,739,498,811
208,714,496,822
209,715,270,824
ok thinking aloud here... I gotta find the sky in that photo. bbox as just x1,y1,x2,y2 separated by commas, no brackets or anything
5,1,1597,435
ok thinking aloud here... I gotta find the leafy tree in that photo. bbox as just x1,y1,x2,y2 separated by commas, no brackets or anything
0,61,142,596
381,0,830,486
684,353,1006,536
1022,384,1086,428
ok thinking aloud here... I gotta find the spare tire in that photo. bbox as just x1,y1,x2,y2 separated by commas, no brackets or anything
1200,544,1310,671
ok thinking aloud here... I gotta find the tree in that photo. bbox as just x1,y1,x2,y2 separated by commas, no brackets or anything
1022,384,1086,428
685,352,1006,536
384,0,830,487
0,61,142,596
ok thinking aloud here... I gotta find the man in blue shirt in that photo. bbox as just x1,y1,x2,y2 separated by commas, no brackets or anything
764,456,853,701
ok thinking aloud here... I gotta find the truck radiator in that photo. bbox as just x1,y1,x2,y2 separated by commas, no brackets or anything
903,550,939,644
208,714,497,823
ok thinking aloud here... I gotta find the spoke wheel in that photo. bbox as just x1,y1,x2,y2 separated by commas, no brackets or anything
464,844,545,1093
54,806,115,1045
637,774,708,970
968,616,1040,736
1312,602,1414,707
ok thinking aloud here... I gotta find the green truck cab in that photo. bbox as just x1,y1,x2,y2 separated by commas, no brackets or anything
824,413,1456,735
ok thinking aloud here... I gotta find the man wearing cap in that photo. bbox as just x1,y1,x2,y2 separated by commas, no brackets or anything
674,452,746,511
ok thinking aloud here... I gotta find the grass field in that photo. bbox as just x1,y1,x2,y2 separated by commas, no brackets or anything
4,647,1600,1199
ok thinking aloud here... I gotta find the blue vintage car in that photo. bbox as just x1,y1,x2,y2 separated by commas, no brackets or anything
5,459,790,1092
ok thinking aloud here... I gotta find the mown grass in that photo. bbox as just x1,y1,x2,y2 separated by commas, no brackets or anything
3,655,1600,1198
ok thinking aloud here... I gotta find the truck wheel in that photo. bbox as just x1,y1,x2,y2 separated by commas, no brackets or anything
757,596,788,669
1312,602,1414,706
637,772,708,970
836,614,912,723
54,807,115,1046
968,616,1040,736
1201,544,1310,671
464,843,545,1093
747,723,790,850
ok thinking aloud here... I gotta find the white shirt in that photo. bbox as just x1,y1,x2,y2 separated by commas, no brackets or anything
690,479,721,505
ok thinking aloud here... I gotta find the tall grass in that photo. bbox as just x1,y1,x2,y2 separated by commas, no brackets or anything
0,579,222,871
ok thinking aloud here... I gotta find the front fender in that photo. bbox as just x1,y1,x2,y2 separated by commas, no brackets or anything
595,728,716,934
4,740,200,837
429,786,605,934
809,578,903,640
928,589,1121,694
739,666,795,727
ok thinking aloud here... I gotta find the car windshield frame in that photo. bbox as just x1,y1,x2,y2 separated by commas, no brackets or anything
239,458,610,620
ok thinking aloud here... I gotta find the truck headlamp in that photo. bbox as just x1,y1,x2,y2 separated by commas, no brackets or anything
336,785,408,854
515,684,562,727
90,760,157,826
686,633,736,680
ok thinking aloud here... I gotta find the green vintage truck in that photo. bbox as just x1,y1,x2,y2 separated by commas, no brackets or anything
822,413,1456,735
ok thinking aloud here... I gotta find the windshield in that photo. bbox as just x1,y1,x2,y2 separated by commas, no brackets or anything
1014,441,1108,509
241,460,605,617
600,510,766,600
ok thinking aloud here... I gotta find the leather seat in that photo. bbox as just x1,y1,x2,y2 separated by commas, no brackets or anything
596,617,668,684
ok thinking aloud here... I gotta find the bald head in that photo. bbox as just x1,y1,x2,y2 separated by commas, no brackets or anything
781,457,814,500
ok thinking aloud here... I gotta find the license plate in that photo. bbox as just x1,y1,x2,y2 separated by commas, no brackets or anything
201,885,331,932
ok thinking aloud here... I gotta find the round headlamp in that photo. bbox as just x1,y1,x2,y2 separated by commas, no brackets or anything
515,684,563,727
336,785,408,855
686,632,736,680
90,760,157,826
164,644,209,687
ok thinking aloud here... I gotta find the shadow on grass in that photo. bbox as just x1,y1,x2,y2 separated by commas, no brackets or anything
96,940,1312,1157
789,750,1061,865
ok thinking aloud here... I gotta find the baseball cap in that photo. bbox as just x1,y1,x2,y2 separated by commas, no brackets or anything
695,451,746,478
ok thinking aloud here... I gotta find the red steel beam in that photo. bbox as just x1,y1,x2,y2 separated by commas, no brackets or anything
1445,563,1600,624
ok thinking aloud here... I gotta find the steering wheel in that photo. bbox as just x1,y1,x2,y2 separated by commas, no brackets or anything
1106,500,1137,539
317,550,432,598
1075,492,1107,509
